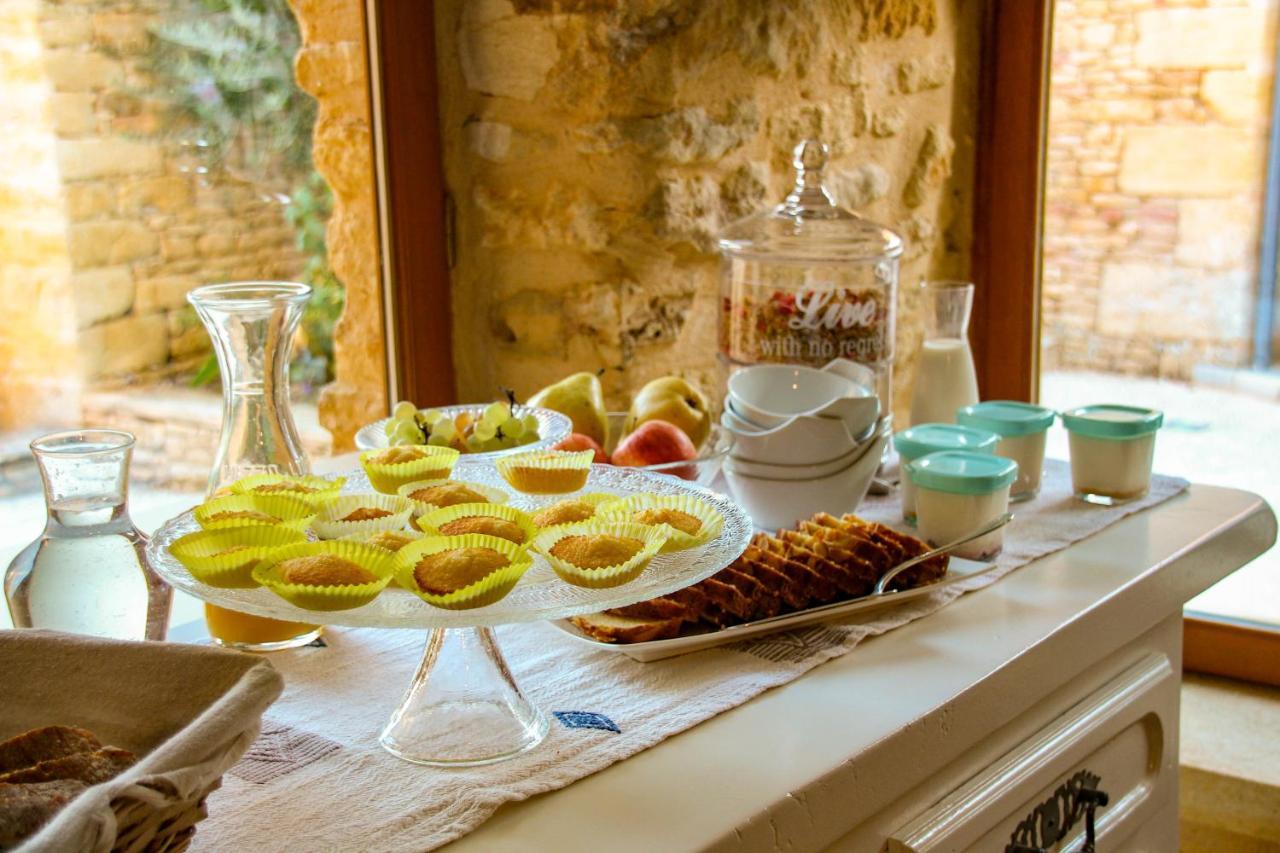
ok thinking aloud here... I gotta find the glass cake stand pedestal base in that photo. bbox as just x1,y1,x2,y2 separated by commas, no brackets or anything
380,626,548,767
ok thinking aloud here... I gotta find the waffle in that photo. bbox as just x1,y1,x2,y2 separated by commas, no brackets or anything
569,512,950,644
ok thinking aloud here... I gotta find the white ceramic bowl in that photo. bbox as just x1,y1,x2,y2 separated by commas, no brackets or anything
720,409,864,465
727,420,885,480
723,424,889,531
727,364,861,427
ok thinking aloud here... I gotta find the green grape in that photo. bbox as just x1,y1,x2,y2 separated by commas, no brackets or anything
384,419,401,438
500,417,524,438
521,414,540,436
430,419,457,440
427,434,452,447
393,401,417,421
498,433,520,449
473,421,497,441
482,401,509,425
518,432,538,446
392,423,421,445
421,409,444,426
465,434,485,452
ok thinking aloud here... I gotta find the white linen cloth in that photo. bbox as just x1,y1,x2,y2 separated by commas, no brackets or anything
194,460,1187,851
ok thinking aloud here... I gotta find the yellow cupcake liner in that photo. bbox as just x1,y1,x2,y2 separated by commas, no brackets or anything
598,492,725,552
168,526,309,588
194,493,316,533
416,502,536,546
361,446,460,494
394,534,533,610
311,493,416,540
229,473,344,506
344,528,424,554
530,520,668,589
252,540,396,611
397,479,510,517
495,450,594,494
527,492,617,531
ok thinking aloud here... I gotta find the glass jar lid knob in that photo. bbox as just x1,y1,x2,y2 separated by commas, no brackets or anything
783,139,839,217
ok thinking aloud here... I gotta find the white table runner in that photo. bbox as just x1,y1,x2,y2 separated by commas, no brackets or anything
193,460,1187,851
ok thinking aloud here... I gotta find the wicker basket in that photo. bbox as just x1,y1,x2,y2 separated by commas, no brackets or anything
1,629,283,852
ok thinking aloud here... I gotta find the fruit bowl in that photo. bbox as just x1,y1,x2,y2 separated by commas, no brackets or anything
602,412,732,487
354,404,572,458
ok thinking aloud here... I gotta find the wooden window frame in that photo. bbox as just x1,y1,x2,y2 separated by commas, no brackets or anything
365,0,1277,686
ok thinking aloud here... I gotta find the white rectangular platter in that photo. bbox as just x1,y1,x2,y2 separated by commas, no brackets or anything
549,556,997,662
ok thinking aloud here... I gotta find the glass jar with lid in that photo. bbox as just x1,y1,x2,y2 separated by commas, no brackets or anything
717,139,904,412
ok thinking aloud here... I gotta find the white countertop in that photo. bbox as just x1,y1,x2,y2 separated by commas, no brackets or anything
440,485,1274,851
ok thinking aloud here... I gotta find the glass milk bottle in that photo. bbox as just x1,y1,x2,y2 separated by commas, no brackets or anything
4,430,172,640
718,139,903,414
909,280,979,425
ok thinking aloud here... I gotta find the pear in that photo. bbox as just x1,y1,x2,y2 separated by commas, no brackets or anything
624,376,711,449
528,372,609,446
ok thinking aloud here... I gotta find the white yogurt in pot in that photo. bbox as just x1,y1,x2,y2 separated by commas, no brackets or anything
894,423,1000,525
905,450,1018,560
956,401,1056,501
1061,405,1163,505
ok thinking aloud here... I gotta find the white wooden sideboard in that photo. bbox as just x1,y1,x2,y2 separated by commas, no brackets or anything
442,485,1275,852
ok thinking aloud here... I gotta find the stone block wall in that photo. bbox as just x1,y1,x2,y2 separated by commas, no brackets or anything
1043,0,1276,378
434,0,981,425
0,0,310,428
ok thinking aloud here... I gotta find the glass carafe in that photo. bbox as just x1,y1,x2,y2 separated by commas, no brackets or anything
909,280,979,426
5,430,172,640
188,281,320,650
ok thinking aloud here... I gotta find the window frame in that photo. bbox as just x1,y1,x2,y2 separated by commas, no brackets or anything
365,0,1279,686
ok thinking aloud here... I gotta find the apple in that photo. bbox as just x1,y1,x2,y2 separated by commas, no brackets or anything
624,376,712,449
612,420,699,480
554,433,608,464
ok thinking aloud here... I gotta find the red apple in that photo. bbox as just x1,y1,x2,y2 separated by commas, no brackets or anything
612,420,699,480
554,433,608,463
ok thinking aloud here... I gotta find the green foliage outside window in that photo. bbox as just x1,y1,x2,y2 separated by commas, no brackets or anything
149,0,343,393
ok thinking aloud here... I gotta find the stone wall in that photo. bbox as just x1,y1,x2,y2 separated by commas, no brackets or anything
0,0,79,426
289,0,387,449
434,0,981,425
0,0,309,429
1043,0,1276,378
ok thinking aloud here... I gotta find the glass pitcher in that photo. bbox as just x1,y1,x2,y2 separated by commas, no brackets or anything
909,280,980,426
4,430,172,640
188,281,321,650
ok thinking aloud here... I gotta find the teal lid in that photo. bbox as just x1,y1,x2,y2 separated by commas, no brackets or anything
1061,404,1163,440
895,423,1000,461
956,400,1056,437
906,450,1018,496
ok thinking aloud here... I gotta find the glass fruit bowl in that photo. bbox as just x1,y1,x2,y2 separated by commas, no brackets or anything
355,404,572,459
602,412,732,487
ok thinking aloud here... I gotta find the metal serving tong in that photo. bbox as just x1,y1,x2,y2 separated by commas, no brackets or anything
872,511,1015,596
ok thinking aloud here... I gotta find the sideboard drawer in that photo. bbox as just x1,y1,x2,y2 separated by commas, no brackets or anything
887,652,1178,852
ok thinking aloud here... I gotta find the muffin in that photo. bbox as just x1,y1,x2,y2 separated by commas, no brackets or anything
416,503,535,546
408,482,486,507
392,534,533,610
532,521,668,589
169,526,308,588
360,445,459,494
599,493,725,552
194,493,316,533
528,493,614,529
278,554,378,586
253,541,394,610
363,530,420,552
230,474,344,506
311,494,416,541
496,450,593,494
412,547,509,595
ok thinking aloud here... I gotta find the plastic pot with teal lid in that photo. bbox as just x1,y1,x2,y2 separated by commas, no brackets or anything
894,423,1000,524
956,400,1056,501
905,450,1018,560
1061,404,1163,506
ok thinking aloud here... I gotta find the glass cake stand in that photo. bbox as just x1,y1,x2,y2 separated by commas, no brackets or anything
147,462,752,767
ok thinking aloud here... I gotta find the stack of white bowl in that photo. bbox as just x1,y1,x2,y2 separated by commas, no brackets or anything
720,360,889,530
